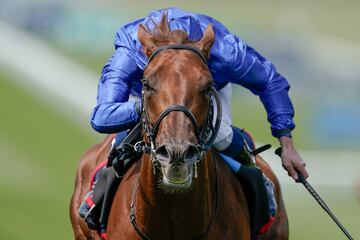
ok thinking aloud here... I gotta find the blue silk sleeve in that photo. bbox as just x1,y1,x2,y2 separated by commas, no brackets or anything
228,35,295,137
90,42,142,133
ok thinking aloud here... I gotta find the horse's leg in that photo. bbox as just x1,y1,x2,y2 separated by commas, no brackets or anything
69,135,114,240
256,156,289,240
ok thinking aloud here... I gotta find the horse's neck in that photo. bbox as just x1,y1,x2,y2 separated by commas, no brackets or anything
136,152,217,238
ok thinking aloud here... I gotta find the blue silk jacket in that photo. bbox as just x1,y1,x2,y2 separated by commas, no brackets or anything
91,7,295,137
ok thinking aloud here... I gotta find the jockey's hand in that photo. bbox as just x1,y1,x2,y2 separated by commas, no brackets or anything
278,136,309,182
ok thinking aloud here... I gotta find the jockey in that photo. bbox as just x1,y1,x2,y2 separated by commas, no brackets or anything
79,7,308,236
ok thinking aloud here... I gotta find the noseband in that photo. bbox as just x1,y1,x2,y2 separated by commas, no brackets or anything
139,44,222,176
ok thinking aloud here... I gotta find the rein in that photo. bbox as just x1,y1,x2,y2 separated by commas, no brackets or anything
129,44,222,239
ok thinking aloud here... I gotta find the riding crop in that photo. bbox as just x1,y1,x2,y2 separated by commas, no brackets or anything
275,147,354,240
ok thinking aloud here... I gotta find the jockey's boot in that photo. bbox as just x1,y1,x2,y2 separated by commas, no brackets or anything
234,129,277,215
235,165,276,237
78,139,140,230
78,167,115,230
222,127,276,235
78,127,142,230
78,142,121,230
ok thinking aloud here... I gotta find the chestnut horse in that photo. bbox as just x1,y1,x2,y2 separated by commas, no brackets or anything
70,17,289,240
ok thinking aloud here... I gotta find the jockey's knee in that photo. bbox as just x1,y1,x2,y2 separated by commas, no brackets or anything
113,130,127,147
214,126,255,157
213,121,233,151
108,130,128,167
238,127,255,152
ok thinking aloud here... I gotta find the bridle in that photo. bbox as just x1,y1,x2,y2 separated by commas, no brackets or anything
129,44,222,240
139,44,222,176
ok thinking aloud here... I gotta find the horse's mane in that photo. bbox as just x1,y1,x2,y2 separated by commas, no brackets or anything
146,13,193,45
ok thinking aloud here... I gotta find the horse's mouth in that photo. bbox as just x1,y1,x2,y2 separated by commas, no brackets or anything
162,174,192,189
158,164,194,192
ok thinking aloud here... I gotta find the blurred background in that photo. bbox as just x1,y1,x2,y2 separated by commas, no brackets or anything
0,0,359,239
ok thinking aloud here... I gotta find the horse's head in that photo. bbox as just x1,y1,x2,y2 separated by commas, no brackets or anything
138,15,216,191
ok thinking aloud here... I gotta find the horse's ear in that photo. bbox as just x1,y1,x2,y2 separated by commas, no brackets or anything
195,24,215,58
138,24,157,57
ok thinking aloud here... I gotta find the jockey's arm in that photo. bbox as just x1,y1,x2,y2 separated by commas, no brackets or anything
90,45,142,134
228,34,309,181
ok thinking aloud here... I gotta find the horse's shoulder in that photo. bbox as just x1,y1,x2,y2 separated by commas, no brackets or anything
121,160,141,183
207,153,250,237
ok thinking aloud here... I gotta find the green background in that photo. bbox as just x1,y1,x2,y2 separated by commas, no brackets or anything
1,0,359,239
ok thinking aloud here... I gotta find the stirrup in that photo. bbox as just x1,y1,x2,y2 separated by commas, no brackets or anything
79,191,95,219
83,204,96,221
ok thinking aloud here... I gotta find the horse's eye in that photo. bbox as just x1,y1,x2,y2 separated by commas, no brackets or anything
142,79,153,91
201,83,212,95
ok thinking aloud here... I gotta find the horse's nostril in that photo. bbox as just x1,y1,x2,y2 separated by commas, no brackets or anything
155,145,169,160
156,144,199,163
185,144,200,161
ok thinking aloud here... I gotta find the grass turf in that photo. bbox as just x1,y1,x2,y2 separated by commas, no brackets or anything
0,73,96,239
283,184,360,239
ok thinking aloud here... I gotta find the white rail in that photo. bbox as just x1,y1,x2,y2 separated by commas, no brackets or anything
0,21,98,127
